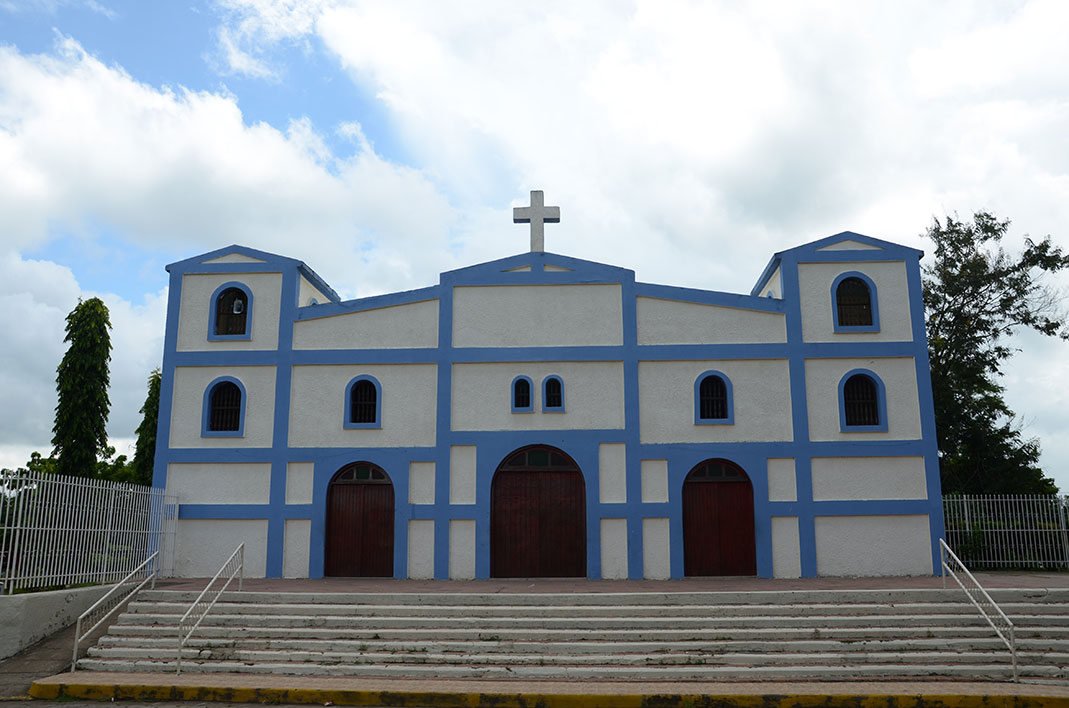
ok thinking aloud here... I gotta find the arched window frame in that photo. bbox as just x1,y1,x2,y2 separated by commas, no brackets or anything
542,375,565,412
208,282,254,341
831,271,880,333
344,375,382,429
511,375,533,413
693,370,735,425
837,368,888,432
201,376,246,437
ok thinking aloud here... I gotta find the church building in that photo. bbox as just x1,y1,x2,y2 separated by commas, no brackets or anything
154,191,944,579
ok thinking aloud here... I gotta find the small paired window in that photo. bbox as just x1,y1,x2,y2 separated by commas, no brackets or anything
832,272,879,332
694,371,734,425
511,376,533,412
202,377,246,437
542,376,565,412
345,375,382,429
208,282,253,340
838,370,888,432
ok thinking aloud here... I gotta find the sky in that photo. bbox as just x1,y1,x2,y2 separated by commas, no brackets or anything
1,0,1068,489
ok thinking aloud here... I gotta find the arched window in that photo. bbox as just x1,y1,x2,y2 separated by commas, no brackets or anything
208,282,253,340
542,376,564,412
832,272,879,332
344,375,382,429
838,370,887,431
694,371,734,424
512,376,533,412
202,377,245,437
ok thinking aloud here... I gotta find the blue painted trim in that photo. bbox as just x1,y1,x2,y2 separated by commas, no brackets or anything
207,282,253,341
838,369,889,432
296,287,440,320
511,375,534,413
635,282,784,313
693,370,734,425
831,271,880,333
200,376,246,437
344,375,383,429
541,375,565,412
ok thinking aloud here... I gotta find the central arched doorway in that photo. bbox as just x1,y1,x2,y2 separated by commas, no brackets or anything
682,458,756,576
325,462,394,577
491,445,586,577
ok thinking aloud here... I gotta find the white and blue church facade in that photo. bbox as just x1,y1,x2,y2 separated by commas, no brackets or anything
154,191,944,580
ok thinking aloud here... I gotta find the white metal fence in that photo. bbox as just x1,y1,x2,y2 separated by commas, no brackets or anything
0,469,177,594
943,494,1069,570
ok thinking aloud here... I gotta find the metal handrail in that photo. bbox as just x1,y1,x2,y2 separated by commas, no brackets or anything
940,538,1017,681
70,551,159,671
176,543,243,674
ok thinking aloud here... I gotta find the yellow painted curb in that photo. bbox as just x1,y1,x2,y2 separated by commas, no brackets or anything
26,681,1069,708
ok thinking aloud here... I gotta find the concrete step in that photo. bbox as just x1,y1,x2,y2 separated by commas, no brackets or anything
95,634,1032,654
76,656,1058,680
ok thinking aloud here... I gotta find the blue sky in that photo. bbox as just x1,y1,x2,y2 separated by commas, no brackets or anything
1,0,1068,491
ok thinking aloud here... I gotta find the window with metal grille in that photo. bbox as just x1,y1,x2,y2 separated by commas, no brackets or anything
543,376,563,410
350,380,377,424
208,381,241,431
215,287,248,336
843,374,879,426
836,277,872,327
699,375,728,420
513,377,531,410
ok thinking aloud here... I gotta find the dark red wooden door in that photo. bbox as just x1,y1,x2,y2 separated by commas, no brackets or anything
682,459,756,576
491,446,585,578
325,464,394,577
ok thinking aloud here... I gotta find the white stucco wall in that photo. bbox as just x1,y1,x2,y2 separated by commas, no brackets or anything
449,519,476,579
812,456,928,501
638,359,793,444
203,253,267,264
771,516,801,578
286,462,314,504
293,300,439,350
642,517,670,579
288,364,437,447
814,514,933,576
283,519,310,578
641,459,669,503
798,261,914,343
452,362,625,431
600,518,629,579
298,274,332,307
636,297,786,345
762,267,782,299
408,519,435,579
177,272,282,351
169,366,276,448
804,357,922,441
450,446,476,504
817,239,882,251
599,443,627,504
767,458,797,502
166,463,271,504
452,284,623,347
174,519,269,577
409,461,436,504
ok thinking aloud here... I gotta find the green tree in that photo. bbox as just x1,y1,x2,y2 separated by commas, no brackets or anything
130,369,162,486
52,297,113,478
923,212,1069,495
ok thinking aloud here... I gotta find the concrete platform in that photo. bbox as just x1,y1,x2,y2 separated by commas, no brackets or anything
14,573,1069,705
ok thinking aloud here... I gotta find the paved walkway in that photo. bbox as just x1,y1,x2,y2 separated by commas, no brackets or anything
6,573,1069,705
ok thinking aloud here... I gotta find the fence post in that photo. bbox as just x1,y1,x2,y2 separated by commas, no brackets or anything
1058,495,1069,570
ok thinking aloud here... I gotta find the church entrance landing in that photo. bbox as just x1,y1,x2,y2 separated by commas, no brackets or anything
491,445,586,578
325,462,394,577
682,458,756,576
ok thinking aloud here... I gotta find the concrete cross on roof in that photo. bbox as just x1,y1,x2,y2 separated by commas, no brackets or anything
513,190,560,252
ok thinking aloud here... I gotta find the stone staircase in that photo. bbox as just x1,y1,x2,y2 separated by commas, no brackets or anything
76,588,1069,680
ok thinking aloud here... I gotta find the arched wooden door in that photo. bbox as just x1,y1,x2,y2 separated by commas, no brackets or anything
682,459,756,576
491,445,586,578
325,462,394,577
